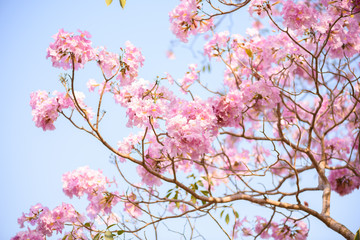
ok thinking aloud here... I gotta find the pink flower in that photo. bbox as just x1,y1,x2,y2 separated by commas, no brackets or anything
11,228,44,240
166,50,176,60
117,41,145,86
124,193,143,218
169,0,213,42
62,166,109,198
62,166,119,219
96,48,120,78
30,91,74,131
241,80,281,110
117,131,145,162
165,72,175,85
281,1,317,30
15,203,79,238
254,216,271,239
46,29,95,70
164,98,217,159
179,64,199,92
87,79,99,92
204,31,230,59
328,167,360,196
211,90,244,127
271,219,308,240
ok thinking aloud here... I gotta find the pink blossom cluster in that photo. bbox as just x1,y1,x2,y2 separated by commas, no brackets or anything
113,78,175,128
248,0,273,17
117,131,145,162
211,80,280,122
62,166,119,219
236,217,308,240
164,98,217,159
328,168,360,196
203,31,230,59
11,229,44,240
134,134,167,186
14,203,78,239
169,0,213,42
241,80,281,110
179,64,199,92
117,41,145,86
137,162,163,187
324,137,351,161
123,193,143,218
211,90,244,127
96,48,120,78
271,219,308,240
113,78,151,106
46,29,95,70
62,166,109,198
281,1,317,30
205,30,311,90
30,90,73,131
125,96,168,128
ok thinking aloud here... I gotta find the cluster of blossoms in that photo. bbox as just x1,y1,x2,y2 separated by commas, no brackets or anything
13,203,79,239
211,90,244,127
328,168,360,196
113,78,174,128
30,90,73,131
46,29,95,70
169,0,213,42
179,64,199,92
30,90,93,131
117,41,145,86
96,48,120,78
281,1,318,30
62,166,119,219
123,193,142,218
164,97,217,159
211,80,281,127
235,217,308,240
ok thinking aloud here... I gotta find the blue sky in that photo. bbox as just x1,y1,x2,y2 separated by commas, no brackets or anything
0,0,359,239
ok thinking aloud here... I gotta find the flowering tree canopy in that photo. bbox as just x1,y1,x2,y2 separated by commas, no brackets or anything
13,0,360,239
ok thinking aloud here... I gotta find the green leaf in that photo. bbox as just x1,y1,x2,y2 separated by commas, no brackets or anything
233,210,239,219
191,195,197,204
107,223,117,229
117,230,124,235
220,209,225,218
355,228,360,240
104,230,114,240
84,222,91,228
225,214,230,224
200,190,209,196
119,0,126,8
93,233,101,240
105,0,113,6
